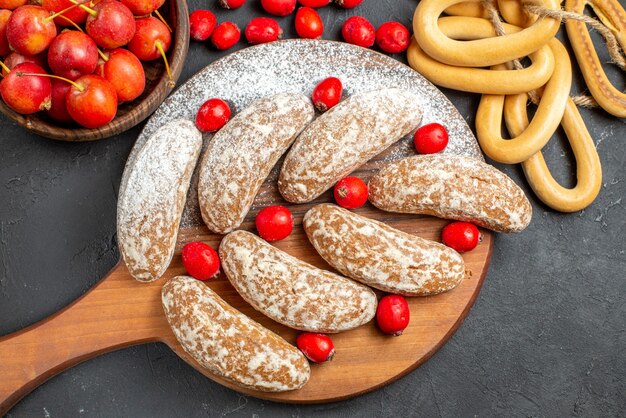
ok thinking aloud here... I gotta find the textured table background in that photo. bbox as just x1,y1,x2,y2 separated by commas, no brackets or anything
1,0,624,416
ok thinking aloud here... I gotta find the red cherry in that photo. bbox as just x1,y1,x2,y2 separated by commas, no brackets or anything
128,16,171,61
0,9,12,56
219,0,246,9
120,0,165,17
413,122,449,154
245,17,282,45
97,48,145,103
334,176,368,209
2,51,47,77
47,31,98,80
255,205,293,242
298,0,330,7
6,5,57,56
42,0,89,26
182,241,221,281
261,0,296,16
210,21,240,50
46,78,72,123
195,98,230,132
0,62,51,114
296,333,335,363
341,16,374,48
311,76,342,112
189,10,217,42
442,222,480,253
375,21,410,54
0,0,27,10
85,0,136,50
334,0,362,8
376,295,410,336
65,74,117,128
294,7,323,39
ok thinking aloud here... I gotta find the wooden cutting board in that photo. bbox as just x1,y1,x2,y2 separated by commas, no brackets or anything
0,40,493,414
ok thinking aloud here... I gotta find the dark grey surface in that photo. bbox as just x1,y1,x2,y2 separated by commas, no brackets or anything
1,1,625,416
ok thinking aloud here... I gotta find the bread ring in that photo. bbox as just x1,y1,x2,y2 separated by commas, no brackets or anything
505,96,602,212
407,17,555,94
444,2,489,18
476,38,571,164
414,0,561,67
498,0,537,27
565,0,626,117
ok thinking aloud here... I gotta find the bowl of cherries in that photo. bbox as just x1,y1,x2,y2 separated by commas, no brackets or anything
0,0,188,141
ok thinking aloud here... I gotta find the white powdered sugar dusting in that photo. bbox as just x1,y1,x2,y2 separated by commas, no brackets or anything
130,40,483,228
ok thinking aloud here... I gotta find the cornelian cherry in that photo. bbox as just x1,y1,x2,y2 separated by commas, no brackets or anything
442,222,480,253
413,123,449,154
195,98,231,132
376,295,410,336
211,22,240,50
296,333,335,363
245,17,282,45
255,205,293,242
335,0,362,8
334,176,368,209
182,241,221,281
298,0,330,7
219,0,246,8
261,0,296,16
341,16,374,48
294,7,323,39
189,10,216,41
375,21,410,54
312,76,342,112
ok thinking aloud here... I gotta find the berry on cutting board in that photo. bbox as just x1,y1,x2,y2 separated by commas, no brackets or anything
245,17,282,45
189,10,217,41
182,241,221,281
413,122,449,154
311,76,342,112
294,7,323,39
296,333,335,363
341,16,375,48
211,21,241,50
255,205,293,242
261,0,296,16
375,21,410,54
334,176,368,209
195,98,231,132
442,221,480,253
376,295,410,336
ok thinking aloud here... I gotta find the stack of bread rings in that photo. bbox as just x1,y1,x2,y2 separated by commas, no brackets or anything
408,0,626,212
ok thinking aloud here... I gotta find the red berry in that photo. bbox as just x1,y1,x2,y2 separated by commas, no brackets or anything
375,21,410,54
47,78,72,123
335,0,362,8
211,21,240,50
294,7,323,39
311,76,342,112
296,333,335,363
0,10,12,56
261,0,296,16
442,222,480,253
0,62,51,114
376,295,410,336
182,241,220,281
298,0,329,8
414,123,449,154
341,16,374,48
219,0,246,8
245,17,282,45
189,10,217,41
334,176,368,209
195,98,231,132
255,205,293,242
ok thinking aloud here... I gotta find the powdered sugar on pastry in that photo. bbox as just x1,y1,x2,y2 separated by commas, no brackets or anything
219,230,377,333
278,88,423,203
117,119,202,282
303,204,465,296
162,276,310,392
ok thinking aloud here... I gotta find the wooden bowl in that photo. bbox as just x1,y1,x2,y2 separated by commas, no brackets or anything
0,0,189,142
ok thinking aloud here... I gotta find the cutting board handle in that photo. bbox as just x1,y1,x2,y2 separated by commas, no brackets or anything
0,263,170,416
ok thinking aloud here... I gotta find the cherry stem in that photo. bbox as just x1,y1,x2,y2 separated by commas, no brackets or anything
68,0,97,17
17,72,84,92
0,60,10,75
45,0,92,22
98,48,108,62
155,41,175,88
154,10,172,33
57,15,84,32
